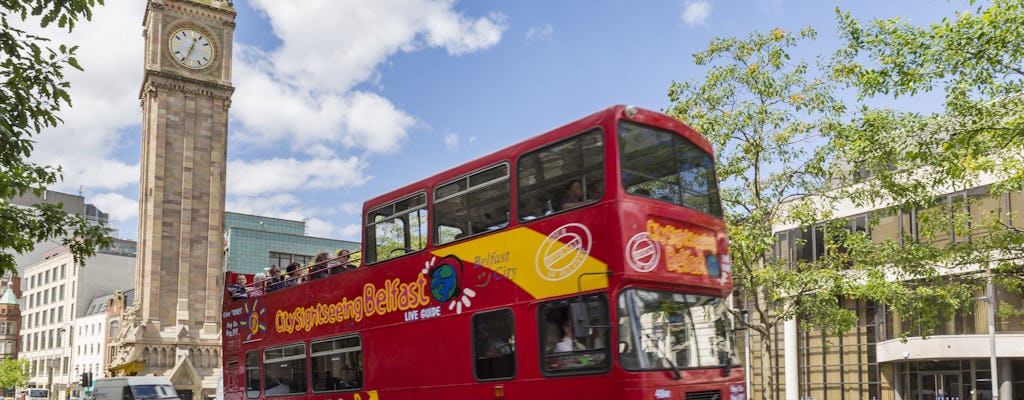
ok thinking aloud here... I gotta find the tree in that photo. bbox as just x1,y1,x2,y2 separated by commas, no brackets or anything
831,0,1024,319
667,27,854,400
665,23,998,400
0,0,112,274
0,358,30,393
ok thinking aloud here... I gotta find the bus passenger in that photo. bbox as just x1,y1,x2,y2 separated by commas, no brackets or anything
558,180,584,210
310,252,330,280
250,273,266,297
227,275,248,301
285,262,302,286
555,319,584,352
266,265,286,292
330,249,357,275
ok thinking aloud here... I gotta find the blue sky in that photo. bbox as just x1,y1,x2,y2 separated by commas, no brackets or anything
28,0,967,242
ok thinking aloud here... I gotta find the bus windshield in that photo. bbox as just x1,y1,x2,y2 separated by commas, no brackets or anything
617,289,738,371
618,120,722,218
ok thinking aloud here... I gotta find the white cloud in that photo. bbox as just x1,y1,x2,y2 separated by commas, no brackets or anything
526,23,554,43
303,218,336,238
682,0,712,26
227,157,369,196
89,191,139,226
444,133,460,151
337,223,363,241
14,1,145,237
15,0,506,241
233,0,506,156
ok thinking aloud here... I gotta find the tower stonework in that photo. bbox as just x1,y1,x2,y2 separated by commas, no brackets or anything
110,1,235,398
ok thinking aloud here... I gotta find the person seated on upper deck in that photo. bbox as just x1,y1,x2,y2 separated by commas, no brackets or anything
330,249,357,275
557,180,585,210
250,273,266,297
227,275,248,301
284,262,302,286
266,265,287,292
309,252,330,280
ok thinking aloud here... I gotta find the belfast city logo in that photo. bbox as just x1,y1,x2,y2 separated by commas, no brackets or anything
239,299,267,341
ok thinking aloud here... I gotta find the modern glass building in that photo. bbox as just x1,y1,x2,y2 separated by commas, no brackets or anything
222,212,359,275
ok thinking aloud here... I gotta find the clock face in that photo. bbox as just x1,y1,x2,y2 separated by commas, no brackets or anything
169,28,214,69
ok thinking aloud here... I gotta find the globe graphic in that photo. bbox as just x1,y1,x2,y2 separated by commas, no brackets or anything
430,263,458,302
706,254,721,278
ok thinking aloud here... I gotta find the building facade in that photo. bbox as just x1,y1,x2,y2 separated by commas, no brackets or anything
223,212,358,275
748,184,1024,400
0,276,22,363
108,2,235,399
74,295,115,387
18,243,135,400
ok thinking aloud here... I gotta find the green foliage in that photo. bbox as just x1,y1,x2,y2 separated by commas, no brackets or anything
830,0,1024,328
0,0,111,274
0,358,30,390
668,11,1024,397
667,27,851,400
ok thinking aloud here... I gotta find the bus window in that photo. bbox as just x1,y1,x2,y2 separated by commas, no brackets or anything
263,343,307,396
472,309,515,380
618,121,722,217
310,336,363,392
245,350,260,398
538,294,610,374
434,164,511,245
365,192,428,264
517,129,604,221
617,289,738,371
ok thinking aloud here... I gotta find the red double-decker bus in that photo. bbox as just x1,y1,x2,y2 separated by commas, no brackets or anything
222,105,745,400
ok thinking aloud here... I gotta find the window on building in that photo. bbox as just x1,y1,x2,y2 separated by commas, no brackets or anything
472,309,516,380
263,343,307,395
109,320,119,338
59,285,64,300
1011,189,1024,228
60,264,65,279
57,306,63,322
310,336,362,392
45,270,50,284
364,192,428,264
268,253,312,272
0,321,13,334
518,129,605,221
245,350,260,398
434,163,511,245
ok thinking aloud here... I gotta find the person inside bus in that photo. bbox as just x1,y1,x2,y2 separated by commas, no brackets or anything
309,252,330,280
557,180,585,210
336,367,359,390
227,275,248,301
330,249,357,275
554,318,585,353
588,180,604,201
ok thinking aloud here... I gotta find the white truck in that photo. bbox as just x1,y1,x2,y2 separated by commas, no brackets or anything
92,377,179,400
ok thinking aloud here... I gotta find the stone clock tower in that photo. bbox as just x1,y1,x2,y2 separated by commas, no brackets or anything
110,1,234,399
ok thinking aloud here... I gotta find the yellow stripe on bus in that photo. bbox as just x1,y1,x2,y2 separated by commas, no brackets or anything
431,226,608,300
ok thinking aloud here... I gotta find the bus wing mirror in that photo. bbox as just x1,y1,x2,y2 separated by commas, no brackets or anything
570,301,589,338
